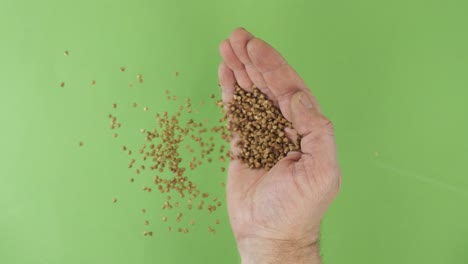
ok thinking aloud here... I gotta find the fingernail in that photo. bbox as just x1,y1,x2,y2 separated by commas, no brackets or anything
296,92,313,109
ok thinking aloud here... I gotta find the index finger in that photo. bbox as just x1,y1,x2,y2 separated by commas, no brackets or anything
246,38,322,120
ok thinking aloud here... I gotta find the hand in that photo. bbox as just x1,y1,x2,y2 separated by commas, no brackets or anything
218,28,342,264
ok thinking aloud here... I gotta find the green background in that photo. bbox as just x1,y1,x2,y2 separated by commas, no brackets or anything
1,0,467,263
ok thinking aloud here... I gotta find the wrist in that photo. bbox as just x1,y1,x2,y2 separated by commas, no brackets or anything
237,235,321,264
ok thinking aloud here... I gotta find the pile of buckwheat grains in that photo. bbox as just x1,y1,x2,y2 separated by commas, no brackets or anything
227,85,300,171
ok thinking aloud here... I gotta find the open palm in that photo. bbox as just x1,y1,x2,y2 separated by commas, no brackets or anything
218,28,342,249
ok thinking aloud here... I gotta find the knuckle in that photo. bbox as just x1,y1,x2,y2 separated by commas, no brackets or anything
301,117,334,146
333,170,342,194
299,115,334,141
319,116,334,136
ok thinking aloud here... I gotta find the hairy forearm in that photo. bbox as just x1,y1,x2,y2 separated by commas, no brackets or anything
237,236,321,264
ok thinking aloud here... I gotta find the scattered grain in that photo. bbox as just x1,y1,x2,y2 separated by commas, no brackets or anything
137,74,143,83
208,226,216,234
107,87,234,235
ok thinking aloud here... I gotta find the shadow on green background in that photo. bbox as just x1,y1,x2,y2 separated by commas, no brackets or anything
1,0,467,263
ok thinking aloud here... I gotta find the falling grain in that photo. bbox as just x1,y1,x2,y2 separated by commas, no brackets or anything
137,74,143,83
107,85,233,235
208,226,216,234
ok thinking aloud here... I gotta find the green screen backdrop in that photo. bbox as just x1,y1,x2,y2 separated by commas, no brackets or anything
1,0,467,263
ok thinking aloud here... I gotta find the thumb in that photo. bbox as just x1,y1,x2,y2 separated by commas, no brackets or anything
290,91,336,158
